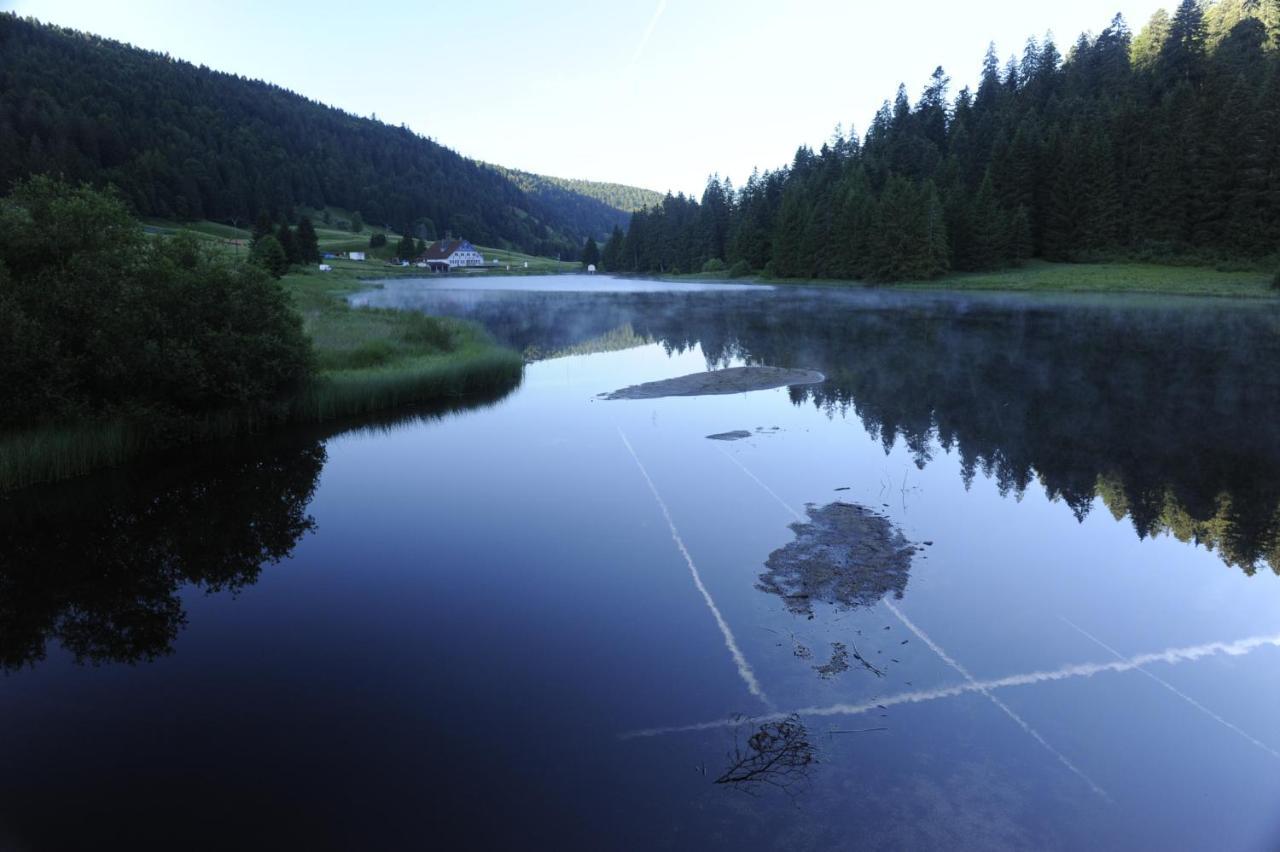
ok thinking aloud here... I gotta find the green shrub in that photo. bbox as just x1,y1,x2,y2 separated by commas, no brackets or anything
370,232,387,248
701,258,727,273
728,259,752,278
0,176,313,432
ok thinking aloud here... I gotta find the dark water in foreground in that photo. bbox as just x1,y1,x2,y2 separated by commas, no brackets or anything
4,276,1280,850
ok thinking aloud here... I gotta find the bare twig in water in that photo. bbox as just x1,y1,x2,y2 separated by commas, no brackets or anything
715,714,817,794
849,642,886,677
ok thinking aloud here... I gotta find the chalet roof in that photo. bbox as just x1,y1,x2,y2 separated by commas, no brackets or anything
420,239,472,260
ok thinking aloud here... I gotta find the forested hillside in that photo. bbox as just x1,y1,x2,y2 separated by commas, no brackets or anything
619,0,1280,280
489,167,663,246
0,14,643,256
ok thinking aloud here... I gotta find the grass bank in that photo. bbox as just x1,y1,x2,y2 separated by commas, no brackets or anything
281,262,524,421
651,260,1277,299
0,262,523,492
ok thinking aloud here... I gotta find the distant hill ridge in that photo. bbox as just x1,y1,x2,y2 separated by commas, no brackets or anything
0,14,653,256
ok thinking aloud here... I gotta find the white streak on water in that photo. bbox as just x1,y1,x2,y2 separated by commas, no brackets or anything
621,631,1280,739
1061,616,1280,762
717,447,806,522
617,427,772,709
886,599,1110,801
715,445,1107,797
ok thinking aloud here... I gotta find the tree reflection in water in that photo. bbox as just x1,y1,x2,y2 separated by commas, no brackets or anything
0,388,518,671
0,438,325,670
410,287,1280,576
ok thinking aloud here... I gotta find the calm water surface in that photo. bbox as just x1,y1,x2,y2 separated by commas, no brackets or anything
4,275,1280,850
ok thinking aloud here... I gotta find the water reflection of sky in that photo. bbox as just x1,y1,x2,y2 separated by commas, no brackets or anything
3,277,1280,849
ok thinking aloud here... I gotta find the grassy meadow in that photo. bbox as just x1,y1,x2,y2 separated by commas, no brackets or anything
657,259,1277,299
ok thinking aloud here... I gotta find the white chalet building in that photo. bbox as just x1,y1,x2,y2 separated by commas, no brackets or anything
421,238,484,271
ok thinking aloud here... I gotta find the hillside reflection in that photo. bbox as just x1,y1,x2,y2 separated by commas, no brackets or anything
395,286,1280,576
0,390,516,670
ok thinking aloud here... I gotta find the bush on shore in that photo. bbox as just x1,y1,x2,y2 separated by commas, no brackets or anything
0,176,313,433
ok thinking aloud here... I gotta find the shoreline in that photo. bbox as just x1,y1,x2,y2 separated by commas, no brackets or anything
622,259,1277,300
0,264,523,493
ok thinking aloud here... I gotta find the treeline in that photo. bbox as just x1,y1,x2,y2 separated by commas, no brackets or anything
0,15,639,257
617,1,1280,280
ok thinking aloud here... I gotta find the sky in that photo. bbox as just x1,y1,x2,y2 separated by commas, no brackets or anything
5,0,1171,196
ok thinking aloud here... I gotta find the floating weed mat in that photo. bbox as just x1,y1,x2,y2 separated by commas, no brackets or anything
758,501,917,618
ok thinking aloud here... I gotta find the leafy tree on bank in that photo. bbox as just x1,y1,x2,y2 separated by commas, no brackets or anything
0,176,311,431
369,233,387,248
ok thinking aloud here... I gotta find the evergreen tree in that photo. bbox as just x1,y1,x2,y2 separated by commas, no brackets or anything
581,236,600,268
250,234,289,278
276,223,299,264
1160,0,1209,87
602,225,625,272
295,216,320,263
1007,205,1033,262
965,173,1007,270
350,211,363,234
396,233,416,259
1132,9,1172,70
251,210,273,245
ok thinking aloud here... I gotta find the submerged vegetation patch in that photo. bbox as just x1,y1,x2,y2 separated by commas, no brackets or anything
759,502,916,618
602,366,824,400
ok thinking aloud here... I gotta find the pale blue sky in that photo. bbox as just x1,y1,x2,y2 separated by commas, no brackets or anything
6,0,1168,195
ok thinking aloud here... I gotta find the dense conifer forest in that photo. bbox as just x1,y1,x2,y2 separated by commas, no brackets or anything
618,1,1280,280
0,14,649,256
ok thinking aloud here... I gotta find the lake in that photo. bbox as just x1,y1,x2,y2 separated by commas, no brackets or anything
4,275,1280,850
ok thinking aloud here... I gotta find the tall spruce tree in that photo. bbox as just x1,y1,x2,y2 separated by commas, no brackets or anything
581,236,600,268
295,216,320,263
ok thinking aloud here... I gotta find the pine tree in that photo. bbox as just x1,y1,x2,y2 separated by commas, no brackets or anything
396,233,416,259
1007,205,1033,263
581,236,600,268
251,210,273,245
1132,9,1172,70
966,173,1006,269
1160,0,1209,88
602,225,625,272
295,216,320,263
250,234,288,278
275,223,299,264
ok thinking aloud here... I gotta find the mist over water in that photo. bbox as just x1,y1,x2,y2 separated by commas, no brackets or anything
362,277,1280,576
